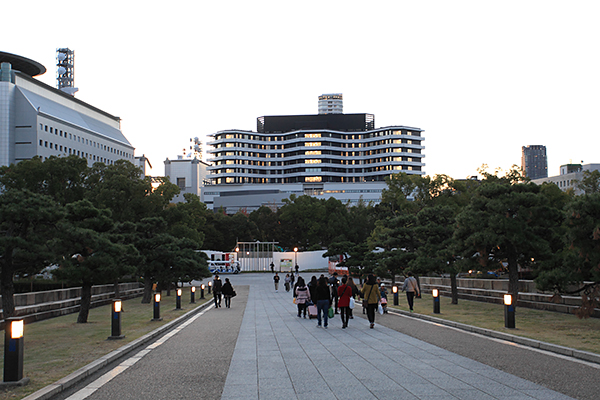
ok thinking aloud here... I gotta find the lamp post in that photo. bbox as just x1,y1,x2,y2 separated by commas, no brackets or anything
392,286,399,306
504,294,515,329
190,286,196,303
432,289,440,314
208,280,212,294
152,292,162,321
294,247,298,273
108,299,124,340
176,288,182,309
3,318,28,386
200,284,205,299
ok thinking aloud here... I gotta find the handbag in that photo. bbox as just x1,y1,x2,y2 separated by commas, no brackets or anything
293,297,296,304
349,297,355,309
231,289,237,298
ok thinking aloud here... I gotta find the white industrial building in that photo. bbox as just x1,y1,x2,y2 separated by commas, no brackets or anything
532,163,600,195
0,51,135,169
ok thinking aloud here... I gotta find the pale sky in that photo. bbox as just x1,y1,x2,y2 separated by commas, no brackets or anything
6,1,599,179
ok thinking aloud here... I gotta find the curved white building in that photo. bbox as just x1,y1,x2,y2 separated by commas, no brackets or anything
205,109,425,213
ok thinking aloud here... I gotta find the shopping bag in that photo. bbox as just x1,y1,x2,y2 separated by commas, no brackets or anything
378,303,384,315
328,306,334,318
349,297,355,309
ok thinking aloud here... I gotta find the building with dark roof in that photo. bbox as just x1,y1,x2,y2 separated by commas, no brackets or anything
204,94,425,213
0,51,135,168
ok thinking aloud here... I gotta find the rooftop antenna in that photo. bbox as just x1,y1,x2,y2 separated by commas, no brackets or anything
56,48,78,96
189,137,202,159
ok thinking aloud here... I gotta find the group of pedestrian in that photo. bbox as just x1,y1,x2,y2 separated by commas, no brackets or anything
211,274,236,309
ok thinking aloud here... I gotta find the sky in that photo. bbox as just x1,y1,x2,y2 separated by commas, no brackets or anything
5,1,599,179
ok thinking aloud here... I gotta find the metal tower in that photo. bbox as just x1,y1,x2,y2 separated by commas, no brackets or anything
56,48,78,96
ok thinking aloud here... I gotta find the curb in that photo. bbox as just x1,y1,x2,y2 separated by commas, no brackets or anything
387,308,600,365
22,300,214,400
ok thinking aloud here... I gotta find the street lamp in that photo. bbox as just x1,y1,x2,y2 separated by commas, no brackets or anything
432,289,440,314
200,284,205,299
3,318,28,385
176,288,182,309
190,286,196,303
208,280,212,294
392,286,399,306
108,299,124,340
294,247,298,272
152,293,162,321
504,294,515,328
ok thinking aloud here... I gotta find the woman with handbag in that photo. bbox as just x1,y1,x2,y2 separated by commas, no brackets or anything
361,274,381,329
294,277,311,318
337,276,353,329
221,278,235,308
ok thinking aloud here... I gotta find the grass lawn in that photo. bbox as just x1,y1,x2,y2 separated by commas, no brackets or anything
389,293,600,355
0,290,210,400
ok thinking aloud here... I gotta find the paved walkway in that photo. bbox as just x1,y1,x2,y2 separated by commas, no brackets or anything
220,274,579,400
44,273,599,400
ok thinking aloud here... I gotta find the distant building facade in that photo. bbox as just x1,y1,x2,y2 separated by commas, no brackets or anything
0,52,135,169
532,163,600,195
164,156,210,203
204,94,425,214
521,145,548,179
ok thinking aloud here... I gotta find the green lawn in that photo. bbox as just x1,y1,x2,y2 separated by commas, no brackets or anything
389,293,600,355
0,290,210,400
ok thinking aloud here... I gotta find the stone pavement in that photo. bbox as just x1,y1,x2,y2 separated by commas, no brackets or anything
33,273,599,400
219,274,582,400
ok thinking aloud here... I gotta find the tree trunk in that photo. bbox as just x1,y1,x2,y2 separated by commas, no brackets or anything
141,273,153,304
0,263,16,319
77,283,92,323
450,273,458,304
113,279,120,299
507,250,519,304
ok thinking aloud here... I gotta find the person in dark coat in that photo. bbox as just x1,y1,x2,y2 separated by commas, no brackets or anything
315,276,332,328
221,278,235,308
213,274,223,308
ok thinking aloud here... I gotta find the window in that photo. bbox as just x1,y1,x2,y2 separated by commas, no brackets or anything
305,142,321,147
177,178,186,189
306,176,322,182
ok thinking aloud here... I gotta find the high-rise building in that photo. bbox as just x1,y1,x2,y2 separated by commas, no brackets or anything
318,93,343,114
521,145,548,179
204,95,425,214
0,51,135,169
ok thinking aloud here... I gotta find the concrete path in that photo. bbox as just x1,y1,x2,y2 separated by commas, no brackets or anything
48,273,598,400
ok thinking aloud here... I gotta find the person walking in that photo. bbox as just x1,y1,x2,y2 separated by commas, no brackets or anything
273,272,280,292
212,274,223,308
402,271,420,312
337,276,353,328
347,277,359,319
284,274,291,292
361,274,381,329
221,278,235,308
294,277,311,318
329,273,340,313
308,276,318,298
315,276,332,328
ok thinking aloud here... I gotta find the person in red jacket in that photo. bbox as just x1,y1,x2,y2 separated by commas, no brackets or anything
337,276,353,329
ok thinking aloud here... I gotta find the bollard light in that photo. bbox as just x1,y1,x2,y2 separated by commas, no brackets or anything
504,294,515,328
200,284,205,299
191,286,196,303
108,299,124,340
152,292,162,321
392,286,399,305
176,288,182,309
3,318,28,385
208,280,212,294
432,289,440,314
